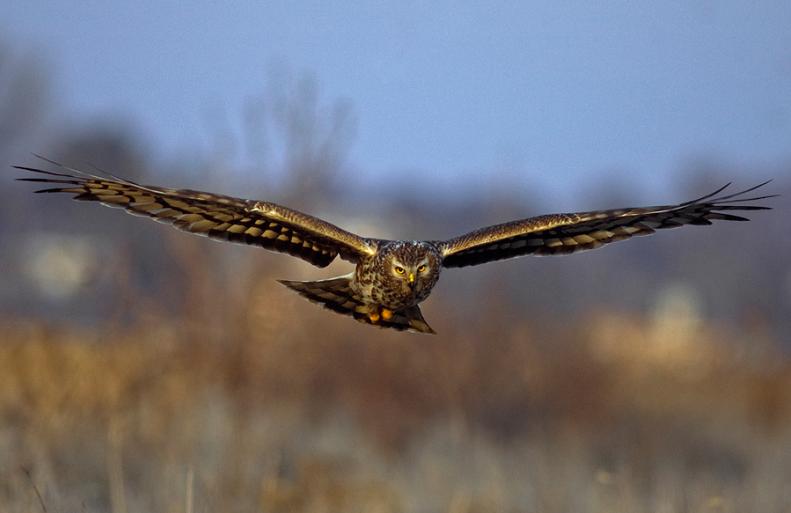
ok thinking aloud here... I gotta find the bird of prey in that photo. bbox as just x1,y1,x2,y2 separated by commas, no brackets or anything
14,158,775,334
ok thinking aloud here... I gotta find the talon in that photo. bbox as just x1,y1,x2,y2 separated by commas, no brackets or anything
368,311,380,323
381,308,394,321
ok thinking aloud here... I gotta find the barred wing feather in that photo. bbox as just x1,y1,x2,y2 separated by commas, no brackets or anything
440,182,775,268
15,160,375,268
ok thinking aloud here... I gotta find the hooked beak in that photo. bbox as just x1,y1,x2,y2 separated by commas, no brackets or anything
408,273,415,288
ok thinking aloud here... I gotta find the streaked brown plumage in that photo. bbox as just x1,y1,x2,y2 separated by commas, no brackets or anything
14,157,776,334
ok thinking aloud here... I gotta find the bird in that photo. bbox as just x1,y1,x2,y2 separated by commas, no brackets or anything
14,157,775,334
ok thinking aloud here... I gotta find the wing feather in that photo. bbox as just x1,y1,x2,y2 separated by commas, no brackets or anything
15,159,376,268
440,183,776,268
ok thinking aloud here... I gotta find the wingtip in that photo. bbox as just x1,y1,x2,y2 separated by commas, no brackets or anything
32,187,67,194
13,165,39,173
32,153,62,166
681,182,732,206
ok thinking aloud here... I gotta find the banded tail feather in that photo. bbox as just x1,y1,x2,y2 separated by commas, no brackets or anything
278,276,435,334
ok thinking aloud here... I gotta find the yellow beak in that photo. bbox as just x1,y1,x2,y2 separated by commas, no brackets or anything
408,273,415,284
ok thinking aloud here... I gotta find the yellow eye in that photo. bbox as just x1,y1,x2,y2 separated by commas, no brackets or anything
394,266,405,274
417,264,427,273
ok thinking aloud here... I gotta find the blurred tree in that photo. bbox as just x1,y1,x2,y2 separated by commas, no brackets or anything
0,40,51,308
0,40,49,223
245,71,357,208
0,40,50,156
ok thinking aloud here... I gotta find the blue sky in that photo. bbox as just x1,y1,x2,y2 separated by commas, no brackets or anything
2,1,790,198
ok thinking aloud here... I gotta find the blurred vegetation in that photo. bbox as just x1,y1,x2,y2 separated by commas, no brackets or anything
1,41,790,513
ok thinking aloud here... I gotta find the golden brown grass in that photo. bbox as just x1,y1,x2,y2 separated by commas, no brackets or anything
1,298,789,513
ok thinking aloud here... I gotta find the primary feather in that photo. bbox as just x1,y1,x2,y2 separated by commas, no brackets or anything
439,182,775,268
15,159,375,268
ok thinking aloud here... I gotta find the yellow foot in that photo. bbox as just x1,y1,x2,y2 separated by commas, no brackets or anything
381,308,394,321
368,311,381,323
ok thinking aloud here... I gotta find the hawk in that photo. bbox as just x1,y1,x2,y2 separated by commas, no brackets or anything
14,157,775,334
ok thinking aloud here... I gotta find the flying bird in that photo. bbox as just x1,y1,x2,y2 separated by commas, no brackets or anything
14,158,775,334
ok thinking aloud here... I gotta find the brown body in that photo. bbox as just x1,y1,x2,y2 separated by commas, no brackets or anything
353,241,442,311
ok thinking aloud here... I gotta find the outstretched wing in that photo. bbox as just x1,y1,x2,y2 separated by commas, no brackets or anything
440,182,776,268
15,158,376,268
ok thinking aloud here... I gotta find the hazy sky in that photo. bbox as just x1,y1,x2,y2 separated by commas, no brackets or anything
3,1,790,197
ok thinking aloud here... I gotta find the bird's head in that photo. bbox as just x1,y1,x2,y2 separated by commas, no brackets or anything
378,241,441,297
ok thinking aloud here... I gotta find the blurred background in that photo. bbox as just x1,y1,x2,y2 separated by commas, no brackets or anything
1,2,790,512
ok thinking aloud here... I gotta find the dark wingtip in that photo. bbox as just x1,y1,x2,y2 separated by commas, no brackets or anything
712,213,751,222
31,153,64,167
709,180,776,203
21,154,105,180
33,187,69,194
13,164,77,178
682,182,732,206
16,177,80,185
715,205,773,211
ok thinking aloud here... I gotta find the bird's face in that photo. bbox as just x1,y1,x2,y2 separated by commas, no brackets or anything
381,242,441,301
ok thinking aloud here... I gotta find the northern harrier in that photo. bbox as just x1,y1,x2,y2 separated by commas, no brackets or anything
14,158,775,334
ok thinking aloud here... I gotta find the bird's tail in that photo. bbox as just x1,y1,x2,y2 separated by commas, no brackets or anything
278,275,435,334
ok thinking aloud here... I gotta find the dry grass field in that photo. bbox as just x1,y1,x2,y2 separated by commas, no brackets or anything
1,276,789,513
